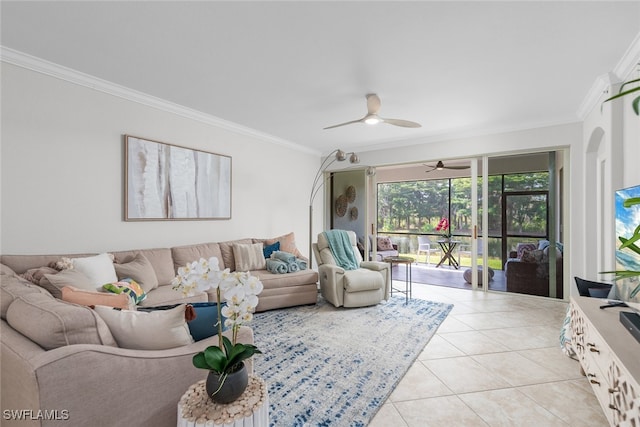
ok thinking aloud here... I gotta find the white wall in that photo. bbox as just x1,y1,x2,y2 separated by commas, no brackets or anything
1,64,319,254
581,66,640,282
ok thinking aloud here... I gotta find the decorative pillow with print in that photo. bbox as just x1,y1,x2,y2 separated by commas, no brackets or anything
521,249,544,263
103,278,147,305
377,237,395,251
516,243,537,259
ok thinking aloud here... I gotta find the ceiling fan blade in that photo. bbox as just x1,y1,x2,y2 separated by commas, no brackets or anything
445,165,471,170
366,94,381,114
382,118,422,128
323,118,364,130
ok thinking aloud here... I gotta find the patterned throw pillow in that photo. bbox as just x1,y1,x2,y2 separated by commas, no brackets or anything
559,306,576,358
377,237,395,251
516,243,537,259
103,279,147,304
521,249,544,263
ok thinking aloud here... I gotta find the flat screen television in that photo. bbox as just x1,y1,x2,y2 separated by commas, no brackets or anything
614,183,640,306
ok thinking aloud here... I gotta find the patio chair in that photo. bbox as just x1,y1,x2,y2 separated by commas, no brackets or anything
417,236,442,265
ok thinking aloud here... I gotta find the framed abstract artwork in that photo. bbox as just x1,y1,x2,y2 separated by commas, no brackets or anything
124,135,231,220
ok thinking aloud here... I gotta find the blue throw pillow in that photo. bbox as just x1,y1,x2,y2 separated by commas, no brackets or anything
263,241,280,259
188,302,227,342
137,302,227,342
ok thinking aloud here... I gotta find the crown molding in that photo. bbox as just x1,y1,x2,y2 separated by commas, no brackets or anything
576,72,618,119
0,46,320,156
613,31,640,80
577,31,640,119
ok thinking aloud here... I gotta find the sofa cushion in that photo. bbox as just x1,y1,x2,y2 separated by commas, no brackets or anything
1,274,51,319
19,266,58,285
1,263,16,276
233,243,266,272
219,239,253,271
6,292,117,350
42,269,99,297
61,285,131,309
93,304,193,350
250,269,318,290
172,242,224,272
112,248,174,287
113,253,159,293
71,253,118,287
0,253,95,274
343,269,384,292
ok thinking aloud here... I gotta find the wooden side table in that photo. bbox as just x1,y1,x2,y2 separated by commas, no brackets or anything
177,375,268,427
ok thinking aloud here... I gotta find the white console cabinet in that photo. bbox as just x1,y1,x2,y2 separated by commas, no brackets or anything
570,296,640,426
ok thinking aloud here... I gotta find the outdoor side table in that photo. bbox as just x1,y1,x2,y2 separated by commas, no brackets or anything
436,239,461,269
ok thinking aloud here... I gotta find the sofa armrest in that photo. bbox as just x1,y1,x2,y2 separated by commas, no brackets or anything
317,264,345,305
2,323,253,427
360,261,391,300
360,261,388,271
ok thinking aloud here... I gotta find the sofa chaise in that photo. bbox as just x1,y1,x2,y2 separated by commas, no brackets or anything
0,233,318,426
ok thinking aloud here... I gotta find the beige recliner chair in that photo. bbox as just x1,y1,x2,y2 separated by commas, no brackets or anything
313,230,391,307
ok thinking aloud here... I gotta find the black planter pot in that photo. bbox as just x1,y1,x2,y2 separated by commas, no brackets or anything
205,362,249,404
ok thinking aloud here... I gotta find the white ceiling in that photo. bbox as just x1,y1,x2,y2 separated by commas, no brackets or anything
2,1,639,155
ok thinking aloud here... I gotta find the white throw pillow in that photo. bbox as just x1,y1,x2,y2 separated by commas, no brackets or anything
72,253,118,289
93,304,194,350
233,243,266,271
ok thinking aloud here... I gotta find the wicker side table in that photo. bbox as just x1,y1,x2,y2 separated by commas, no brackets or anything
177,375,268,427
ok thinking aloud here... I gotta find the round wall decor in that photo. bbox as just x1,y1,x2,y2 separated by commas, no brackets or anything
335,194,348,217
346,185,356,203
349,206,358,220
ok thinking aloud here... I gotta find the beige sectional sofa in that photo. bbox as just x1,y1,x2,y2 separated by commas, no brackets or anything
0,235,318,426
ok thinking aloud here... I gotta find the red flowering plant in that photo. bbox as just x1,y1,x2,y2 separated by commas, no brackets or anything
435,217,451,238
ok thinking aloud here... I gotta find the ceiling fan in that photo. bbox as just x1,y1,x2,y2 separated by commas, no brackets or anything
424,161,471,173
323,94,421,130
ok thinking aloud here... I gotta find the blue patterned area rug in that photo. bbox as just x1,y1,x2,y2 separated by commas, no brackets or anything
252,295,453,426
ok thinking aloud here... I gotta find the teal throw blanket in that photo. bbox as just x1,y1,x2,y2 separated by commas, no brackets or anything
323,230,359,271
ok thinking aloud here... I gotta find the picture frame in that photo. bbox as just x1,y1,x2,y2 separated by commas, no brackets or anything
614,183,640,304
124,135,231,220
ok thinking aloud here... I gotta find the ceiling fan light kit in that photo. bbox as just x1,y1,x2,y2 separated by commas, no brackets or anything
324,94,421,130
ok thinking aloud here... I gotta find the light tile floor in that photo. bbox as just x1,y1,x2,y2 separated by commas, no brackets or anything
369,283,608,427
